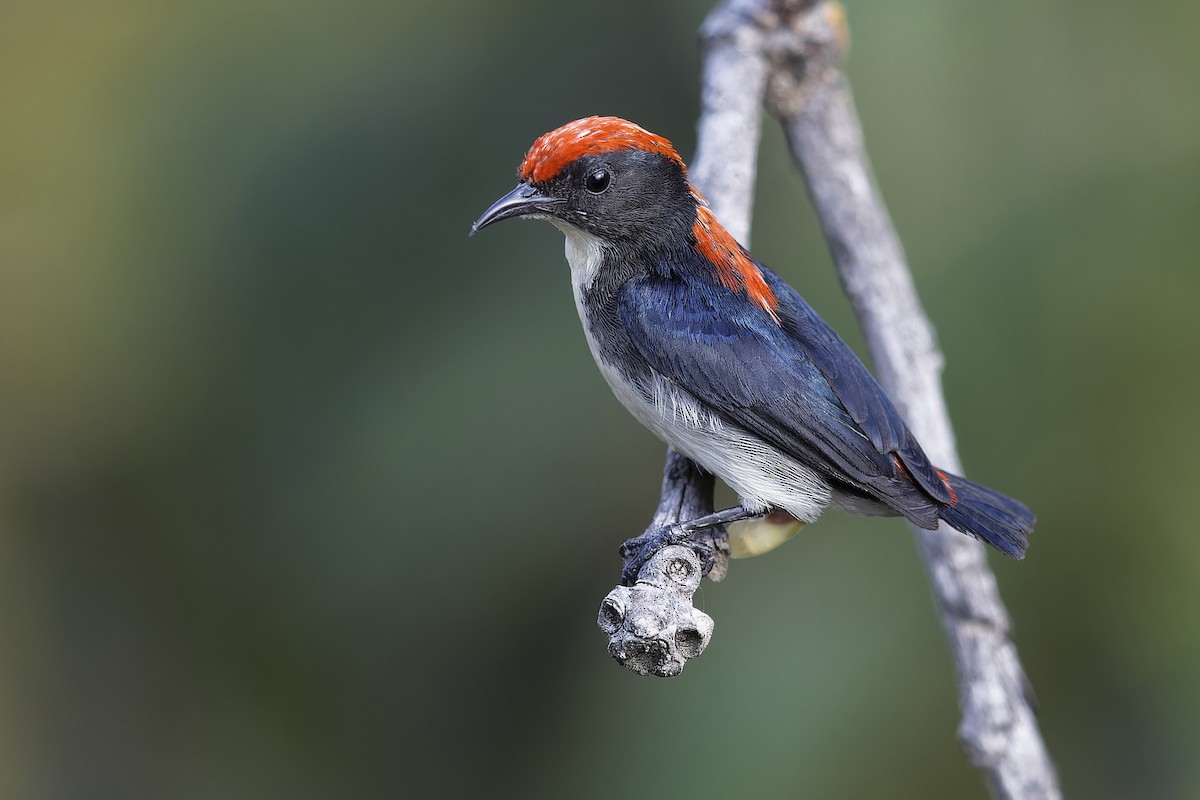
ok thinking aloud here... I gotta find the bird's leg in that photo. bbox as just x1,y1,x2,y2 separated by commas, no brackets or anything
675,505,765,534
619,505,765,586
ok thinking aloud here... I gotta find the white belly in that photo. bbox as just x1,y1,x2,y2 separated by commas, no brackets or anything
595,354,832,522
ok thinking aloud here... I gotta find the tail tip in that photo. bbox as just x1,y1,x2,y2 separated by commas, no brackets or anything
936,475,1035,559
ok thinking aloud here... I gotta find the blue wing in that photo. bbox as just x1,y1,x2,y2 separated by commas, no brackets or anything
617,267,950,526
760,267,953,505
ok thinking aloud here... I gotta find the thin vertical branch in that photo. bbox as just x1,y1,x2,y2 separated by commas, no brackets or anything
690,0,772,244
764,3,1059,795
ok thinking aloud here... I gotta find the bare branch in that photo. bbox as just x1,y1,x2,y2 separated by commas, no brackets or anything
690,0,773,244
767,2,1061,796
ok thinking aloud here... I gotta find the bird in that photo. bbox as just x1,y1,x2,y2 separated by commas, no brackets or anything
471,116,1034,579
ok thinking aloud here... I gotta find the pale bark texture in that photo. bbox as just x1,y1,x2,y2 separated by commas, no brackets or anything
600,2,1060,797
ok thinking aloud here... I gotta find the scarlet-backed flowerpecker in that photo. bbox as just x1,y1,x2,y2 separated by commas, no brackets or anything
472,117,1034,577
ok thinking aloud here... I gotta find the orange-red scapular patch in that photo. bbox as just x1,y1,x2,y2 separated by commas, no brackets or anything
691,202,780,320
519,116,685,184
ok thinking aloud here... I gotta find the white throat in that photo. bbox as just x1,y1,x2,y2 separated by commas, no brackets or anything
550,220,605,291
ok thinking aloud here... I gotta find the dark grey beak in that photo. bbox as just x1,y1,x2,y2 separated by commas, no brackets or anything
470,183,560,236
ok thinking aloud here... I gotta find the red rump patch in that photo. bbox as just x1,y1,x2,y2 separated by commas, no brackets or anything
935,469,960,505
519,116,685,184
691,196,779,320
897,458,961,506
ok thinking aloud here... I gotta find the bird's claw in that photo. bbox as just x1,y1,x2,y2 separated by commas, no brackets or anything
620,525,714,586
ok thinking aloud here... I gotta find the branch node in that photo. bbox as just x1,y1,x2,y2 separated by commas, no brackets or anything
763,1,848,119
598,546,715,677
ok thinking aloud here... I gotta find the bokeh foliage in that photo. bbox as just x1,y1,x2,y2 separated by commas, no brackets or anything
2,0,1198,797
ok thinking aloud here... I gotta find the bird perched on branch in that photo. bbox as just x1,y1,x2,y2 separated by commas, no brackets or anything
472,116,1034,577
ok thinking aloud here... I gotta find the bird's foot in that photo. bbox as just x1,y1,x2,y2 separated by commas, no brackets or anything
620,525,714,587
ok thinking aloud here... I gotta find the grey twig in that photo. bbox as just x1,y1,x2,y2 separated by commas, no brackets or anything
690,0,773,245
603,451,730,676
599,0,1061,796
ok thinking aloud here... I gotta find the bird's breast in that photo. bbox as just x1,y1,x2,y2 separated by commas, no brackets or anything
560,232,724,448
555,225,831,521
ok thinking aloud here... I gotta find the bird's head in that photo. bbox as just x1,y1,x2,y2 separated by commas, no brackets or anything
472,116,779,316
471,116,697,253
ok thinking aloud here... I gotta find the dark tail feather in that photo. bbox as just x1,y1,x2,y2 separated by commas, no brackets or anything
937,473,1035,559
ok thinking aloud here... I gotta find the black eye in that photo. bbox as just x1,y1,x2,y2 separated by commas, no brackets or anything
585,168,611,194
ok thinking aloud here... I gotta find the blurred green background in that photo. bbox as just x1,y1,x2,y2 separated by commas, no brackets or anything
2,0,1198,797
